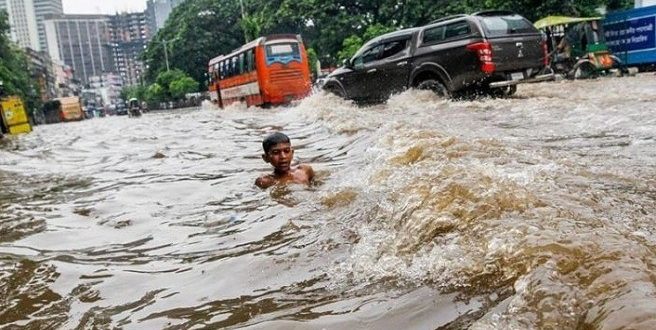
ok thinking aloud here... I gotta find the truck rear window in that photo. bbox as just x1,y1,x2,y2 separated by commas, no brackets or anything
480,15,537,37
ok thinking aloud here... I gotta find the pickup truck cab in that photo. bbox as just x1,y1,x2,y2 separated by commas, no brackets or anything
323,11,553,101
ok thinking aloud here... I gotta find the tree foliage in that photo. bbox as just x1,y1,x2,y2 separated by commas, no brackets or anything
306,48,318,77
121,85,147,101
142,0,244,87
143,0,633,85
170,77,199,100
130,69,198,105
146,83,165,103
0,11,40,115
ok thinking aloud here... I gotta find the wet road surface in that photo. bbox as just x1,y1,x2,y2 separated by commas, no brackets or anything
1,75,656,329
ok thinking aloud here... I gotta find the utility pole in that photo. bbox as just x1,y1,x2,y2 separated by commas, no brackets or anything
239,0,249,43
163,40,170,72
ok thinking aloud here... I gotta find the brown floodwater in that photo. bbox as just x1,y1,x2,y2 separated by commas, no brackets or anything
1,75,655,329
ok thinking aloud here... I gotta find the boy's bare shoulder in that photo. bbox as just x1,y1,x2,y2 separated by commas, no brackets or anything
297,164,314,177
255,174,275,188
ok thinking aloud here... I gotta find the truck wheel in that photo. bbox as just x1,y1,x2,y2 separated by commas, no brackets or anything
417,79,449,98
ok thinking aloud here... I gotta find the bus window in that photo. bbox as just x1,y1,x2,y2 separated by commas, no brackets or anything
265,42,301,65
232,57,237,76
239,53,245,74
246,49,254,72
220,62,225,79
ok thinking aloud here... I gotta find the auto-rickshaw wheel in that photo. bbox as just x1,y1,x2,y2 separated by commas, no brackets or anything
571,62,598,79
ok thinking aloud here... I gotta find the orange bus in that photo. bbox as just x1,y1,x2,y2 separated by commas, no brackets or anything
207,34,312,108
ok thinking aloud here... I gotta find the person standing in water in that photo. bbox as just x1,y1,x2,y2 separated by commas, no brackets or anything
255,132,314,188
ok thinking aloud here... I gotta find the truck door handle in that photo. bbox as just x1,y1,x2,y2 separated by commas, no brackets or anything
367,69,377,73
397,61,408,66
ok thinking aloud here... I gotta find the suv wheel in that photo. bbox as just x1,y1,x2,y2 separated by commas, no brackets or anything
324,85,346,98
488,85,517,98
417,79,449,98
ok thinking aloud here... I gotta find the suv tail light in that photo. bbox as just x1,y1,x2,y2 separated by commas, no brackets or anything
466,42,495,74
540,40,549,66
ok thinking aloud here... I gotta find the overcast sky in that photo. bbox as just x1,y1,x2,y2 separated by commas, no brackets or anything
62,0,147,14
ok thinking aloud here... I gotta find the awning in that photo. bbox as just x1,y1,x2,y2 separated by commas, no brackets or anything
534,16,602,29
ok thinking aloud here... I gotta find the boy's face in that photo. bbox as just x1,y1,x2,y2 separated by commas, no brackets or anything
263,142,294,172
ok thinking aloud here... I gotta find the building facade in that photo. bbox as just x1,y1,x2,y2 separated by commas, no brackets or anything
24,48,56,100
145,0,182,33
33,0,63,52
0,0,63,51
87,72,123,106
1,0,40,50
44,14,114,85
52,60,78,97
110,12,151,86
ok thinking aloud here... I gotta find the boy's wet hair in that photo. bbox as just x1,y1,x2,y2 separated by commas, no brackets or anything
262,132,291,153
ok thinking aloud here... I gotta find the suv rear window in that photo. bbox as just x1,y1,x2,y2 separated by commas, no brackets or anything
479,15,537,37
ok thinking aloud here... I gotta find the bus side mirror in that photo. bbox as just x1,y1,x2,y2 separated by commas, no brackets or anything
342,58,351,68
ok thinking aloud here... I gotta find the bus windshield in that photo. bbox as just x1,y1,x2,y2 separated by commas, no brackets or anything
265,42,301,65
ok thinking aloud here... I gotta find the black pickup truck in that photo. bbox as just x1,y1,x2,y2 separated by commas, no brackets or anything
323,11,554,101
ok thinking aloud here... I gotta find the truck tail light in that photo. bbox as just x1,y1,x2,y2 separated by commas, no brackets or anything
467,42,496,74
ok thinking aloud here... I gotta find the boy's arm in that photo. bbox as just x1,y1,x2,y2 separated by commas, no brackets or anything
255,175,275,188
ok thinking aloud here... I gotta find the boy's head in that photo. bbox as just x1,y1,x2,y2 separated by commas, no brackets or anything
262,132,294,172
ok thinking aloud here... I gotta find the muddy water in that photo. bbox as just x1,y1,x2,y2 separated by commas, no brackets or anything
1,75,656,329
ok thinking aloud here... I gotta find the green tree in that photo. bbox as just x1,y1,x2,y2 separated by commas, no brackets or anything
241,12,266,43
306,47,318,78
337,23,396,62
169,77,199,100
155,69,186,98
142,0,244,87
120,85,147,101
337,35,363,63
145,83,165,103
0,11,40,115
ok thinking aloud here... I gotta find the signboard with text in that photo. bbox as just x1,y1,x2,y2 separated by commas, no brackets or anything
604,5,656,65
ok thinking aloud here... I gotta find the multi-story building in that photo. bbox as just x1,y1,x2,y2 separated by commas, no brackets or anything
43,14,115,85
33,0,63,52
0,0,63,51
110,12,151,86
1,0,40,50
87,73,122,106
24,48,56,100
52,60,78,97
145,0,182,33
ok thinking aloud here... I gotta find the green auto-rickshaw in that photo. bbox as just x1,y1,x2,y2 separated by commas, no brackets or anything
535,16,624,79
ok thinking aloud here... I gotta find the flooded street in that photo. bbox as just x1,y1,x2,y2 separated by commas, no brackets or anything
1,75,656,329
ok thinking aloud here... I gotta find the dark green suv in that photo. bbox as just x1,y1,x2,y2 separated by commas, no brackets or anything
323,11,554,101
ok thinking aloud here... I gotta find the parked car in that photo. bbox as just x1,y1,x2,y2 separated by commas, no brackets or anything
115,103,128,116
323,11,554,102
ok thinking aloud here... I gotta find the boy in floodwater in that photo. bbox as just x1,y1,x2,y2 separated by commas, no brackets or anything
255,132,314,189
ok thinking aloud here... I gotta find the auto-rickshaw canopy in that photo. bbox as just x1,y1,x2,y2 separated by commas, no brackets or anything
534,16,602,29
